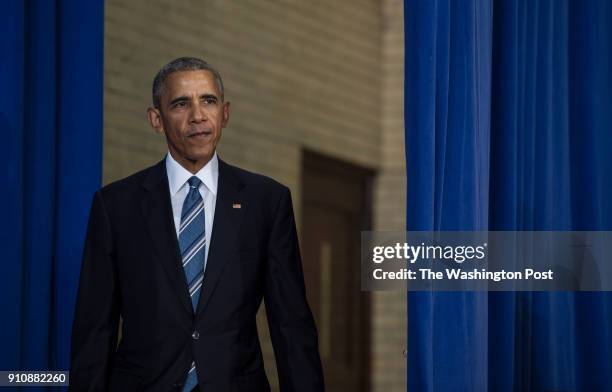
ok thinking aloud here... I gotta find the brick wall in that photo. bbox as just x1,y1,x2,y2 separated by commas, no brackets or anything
371,1,407,391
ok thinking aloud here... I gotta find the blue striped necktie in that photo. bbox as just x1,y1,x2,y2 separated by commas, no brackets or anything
180,176,205,391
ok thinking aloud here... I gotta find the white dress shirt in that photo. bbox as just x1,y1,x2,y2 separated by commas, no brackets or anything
165,151,218,268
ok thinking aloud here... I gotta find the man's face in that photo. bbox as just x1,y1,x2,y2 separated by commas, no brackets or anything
148,70,230,172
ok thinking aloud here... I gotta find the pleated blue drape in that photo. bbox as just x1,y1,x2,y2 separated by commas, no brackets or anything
405,0,612,390
0,0,103,388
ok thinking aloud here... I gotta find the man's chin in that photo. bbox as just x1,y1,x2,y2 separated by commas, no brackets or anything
186,151,214,164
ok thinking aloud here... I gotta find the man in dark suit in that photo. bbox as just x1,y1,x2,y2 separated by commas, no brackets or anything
70,57,324,392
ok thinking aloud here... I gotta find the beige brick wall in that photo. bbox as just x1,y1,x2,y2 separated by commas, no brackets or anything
104,0,405,390
371,1,407,391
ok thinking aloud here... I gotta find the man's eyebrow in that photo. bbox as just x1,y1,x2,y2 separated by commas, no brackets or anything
200,93,218,100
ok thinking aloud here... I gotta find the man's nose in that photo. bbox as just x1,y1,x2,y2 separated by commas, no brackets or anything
190,103,207,122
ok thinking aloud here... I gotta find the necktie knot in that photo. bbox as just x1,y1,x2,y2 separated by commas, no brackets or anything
188,176,201,189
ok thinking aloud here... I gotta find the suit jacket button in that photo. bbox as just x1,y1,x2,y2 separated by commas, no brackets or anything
192,330,200,340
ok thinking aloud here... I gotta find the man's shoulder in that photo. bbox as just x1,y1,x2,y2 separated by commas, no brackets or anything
97,158,288,191
95,158,291,201
97,160,164,199
222,160,289,195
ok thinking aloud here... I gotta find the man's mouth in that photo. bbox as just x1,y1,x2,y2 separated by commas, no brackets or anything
187,131,212,138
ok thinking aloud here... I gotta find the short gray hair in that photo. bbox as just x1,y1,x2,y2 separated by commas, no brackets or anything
152,57,225,108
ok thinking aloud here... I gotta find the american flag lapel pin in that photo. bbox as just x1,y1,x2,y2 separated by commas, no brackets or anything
232,203,242,209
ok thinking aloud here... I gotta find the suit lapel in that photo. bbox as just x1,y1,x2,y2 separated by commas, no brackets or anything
196,159,245,315
141,161,193,315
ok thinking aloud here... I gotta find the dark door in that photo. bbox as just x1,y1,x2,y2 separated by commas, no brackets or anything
301,150,372,392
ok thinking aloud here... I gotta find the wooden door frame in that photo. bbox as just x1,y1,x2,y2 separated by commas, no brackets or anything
301,149,374,391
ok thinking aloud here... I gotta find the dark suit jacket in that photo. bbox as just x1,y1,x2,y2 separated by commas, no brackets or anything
70,158,324,392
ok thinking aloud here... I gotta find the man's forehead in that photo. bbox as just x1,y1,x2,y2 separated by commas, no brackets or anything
163,70,219,96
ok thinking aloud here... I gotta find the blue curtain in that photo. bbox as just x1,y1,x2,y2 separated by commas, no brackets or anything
0,0,104,388
405,0,612,391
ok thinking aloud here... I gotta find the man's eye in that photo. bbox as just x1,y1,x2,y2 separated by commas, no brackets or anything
204,97,217,104
171,101,188,109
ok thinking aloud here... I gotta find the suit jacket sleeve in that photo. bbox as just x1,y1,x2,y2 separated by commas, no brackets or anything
264,187,325,391
70,190,120,391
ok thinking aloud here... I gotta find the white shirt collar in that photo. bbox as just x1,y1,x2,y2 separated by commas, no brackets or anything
165,151,219,196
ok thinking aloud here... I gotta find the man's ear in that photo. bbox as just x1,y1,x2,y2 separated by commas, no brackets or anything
221,101,231,128
147,107,164,134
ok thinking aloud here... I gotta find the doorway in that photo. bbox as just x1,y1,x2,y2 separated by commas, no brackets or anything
301,150,373,391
